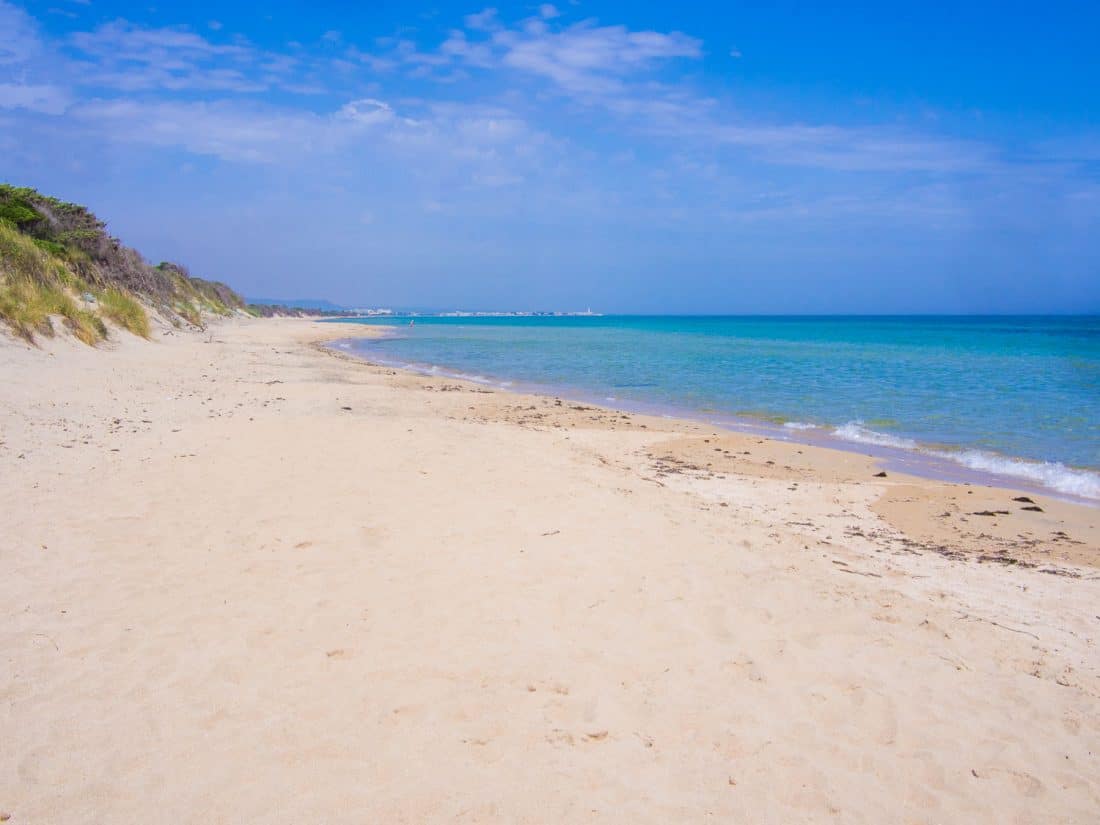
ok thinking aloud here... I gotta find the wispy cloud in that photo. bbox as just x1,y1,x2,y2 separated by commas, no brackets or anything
668,119,995,174
70,99,325,162
66,91,555,200
65,21,274,92
358,10,702,96
0,81,70,113
493,21,702,95
464,8,500,32
0,0,1095,286
0,0,40,64
0,0,1064,184
338,9,988,176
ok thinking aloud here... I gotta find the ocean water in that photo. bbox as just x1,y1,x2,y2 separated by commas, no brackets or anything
330,316,1100,501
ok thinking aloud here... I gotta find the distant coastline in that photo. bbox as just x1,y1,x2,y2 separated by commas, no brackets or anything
339,309,605,318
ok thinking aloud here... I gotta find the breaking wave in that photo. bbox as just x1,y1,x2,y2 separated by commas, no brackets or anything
782,421,817,431
832,421,1099,500
833,422,919,450
933,449,1100,501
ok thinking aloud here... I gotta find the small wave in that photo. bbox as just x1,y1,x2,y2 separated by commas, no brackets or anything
831,422,1100,500
327,345,1100,502
435,368,492,384
934,449,1100,500
833,421,918,450
782,421,817,431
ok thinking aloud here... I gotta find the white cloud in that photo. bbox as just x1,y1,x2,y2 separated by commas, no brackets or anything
1,0,1082,222
439,30,494,67
494,21,702,95
70,99,322,162
337,98,398,126
67,94,555,200
62,20,351,96
346,45,398,73
0,0,42,64
0,82,70,114
70,20,250,62
604,93,994,174
465,8,500,32
704,123,993,173
395,38,451,67
347,11,701,93
66,21,268,93
78,64,266,93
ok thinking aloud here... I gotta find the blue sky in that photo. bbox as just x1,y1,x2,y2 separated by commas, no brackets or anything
1,0,1097,313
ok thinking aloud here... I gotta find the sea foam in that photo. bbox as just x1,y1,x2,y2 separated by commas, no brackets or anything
831,421,1100,500
782,421,817,431
933,449,1100,501
833,421,919,450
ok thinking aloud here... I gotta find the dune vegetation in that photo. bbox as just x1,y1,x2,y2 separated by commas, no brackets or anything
0,184,246,345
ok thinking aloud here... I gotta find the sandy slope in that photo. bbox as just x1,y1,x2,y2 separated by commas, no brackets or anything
1,317,1097,824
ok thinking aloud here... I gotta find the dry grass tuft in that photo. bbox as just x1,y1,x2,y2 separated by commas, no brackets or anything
98,288,150,338
0,220,130,346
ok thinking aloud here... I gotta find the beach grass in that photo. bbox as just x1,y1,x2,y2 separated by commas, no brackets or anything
98,288,151,338
1,185,247,342
0,221,108,344
65,308,109,345
174,300,204,328
0,218,152,344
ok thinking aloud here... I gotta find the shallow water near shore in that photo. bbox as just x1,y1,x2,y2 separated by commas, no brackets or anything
328,315,1100,502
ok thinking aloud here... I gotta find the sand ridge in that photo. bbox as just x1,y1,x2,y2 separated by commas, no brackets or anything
1,317,1097,823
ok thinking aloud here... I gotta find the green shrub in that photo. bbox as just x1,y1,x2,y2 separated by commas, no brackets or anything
0,201,40,226
33,237,68,257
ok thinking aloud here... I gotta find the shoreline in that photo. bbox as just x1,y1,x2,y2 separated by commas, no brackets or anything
3,316,1099,823
326,326,1100,506
316,323,1099,574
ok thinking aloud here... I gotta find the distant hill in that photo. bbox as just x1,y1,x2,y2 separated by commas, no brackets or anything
247,297,347,312
0,183,249,345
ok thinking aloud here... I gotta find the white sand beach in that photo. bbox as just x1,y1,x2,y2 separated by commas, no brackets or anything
1,318,1097,823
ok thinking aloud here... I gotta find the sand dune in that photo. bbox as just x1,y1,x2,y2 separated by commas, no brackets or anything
1,318,1097,823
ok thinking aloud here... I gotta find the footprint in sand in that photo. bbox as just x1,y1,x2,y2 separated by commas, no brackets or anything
545,729,609,746
988,768,1045,798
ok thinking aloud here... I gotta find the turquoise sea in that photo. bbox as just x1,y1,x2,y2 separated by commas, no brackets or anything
330,316,1100,501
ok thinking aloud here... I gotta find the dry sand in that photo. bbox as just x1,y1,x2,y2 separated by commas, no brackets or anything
1,317,1097,824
